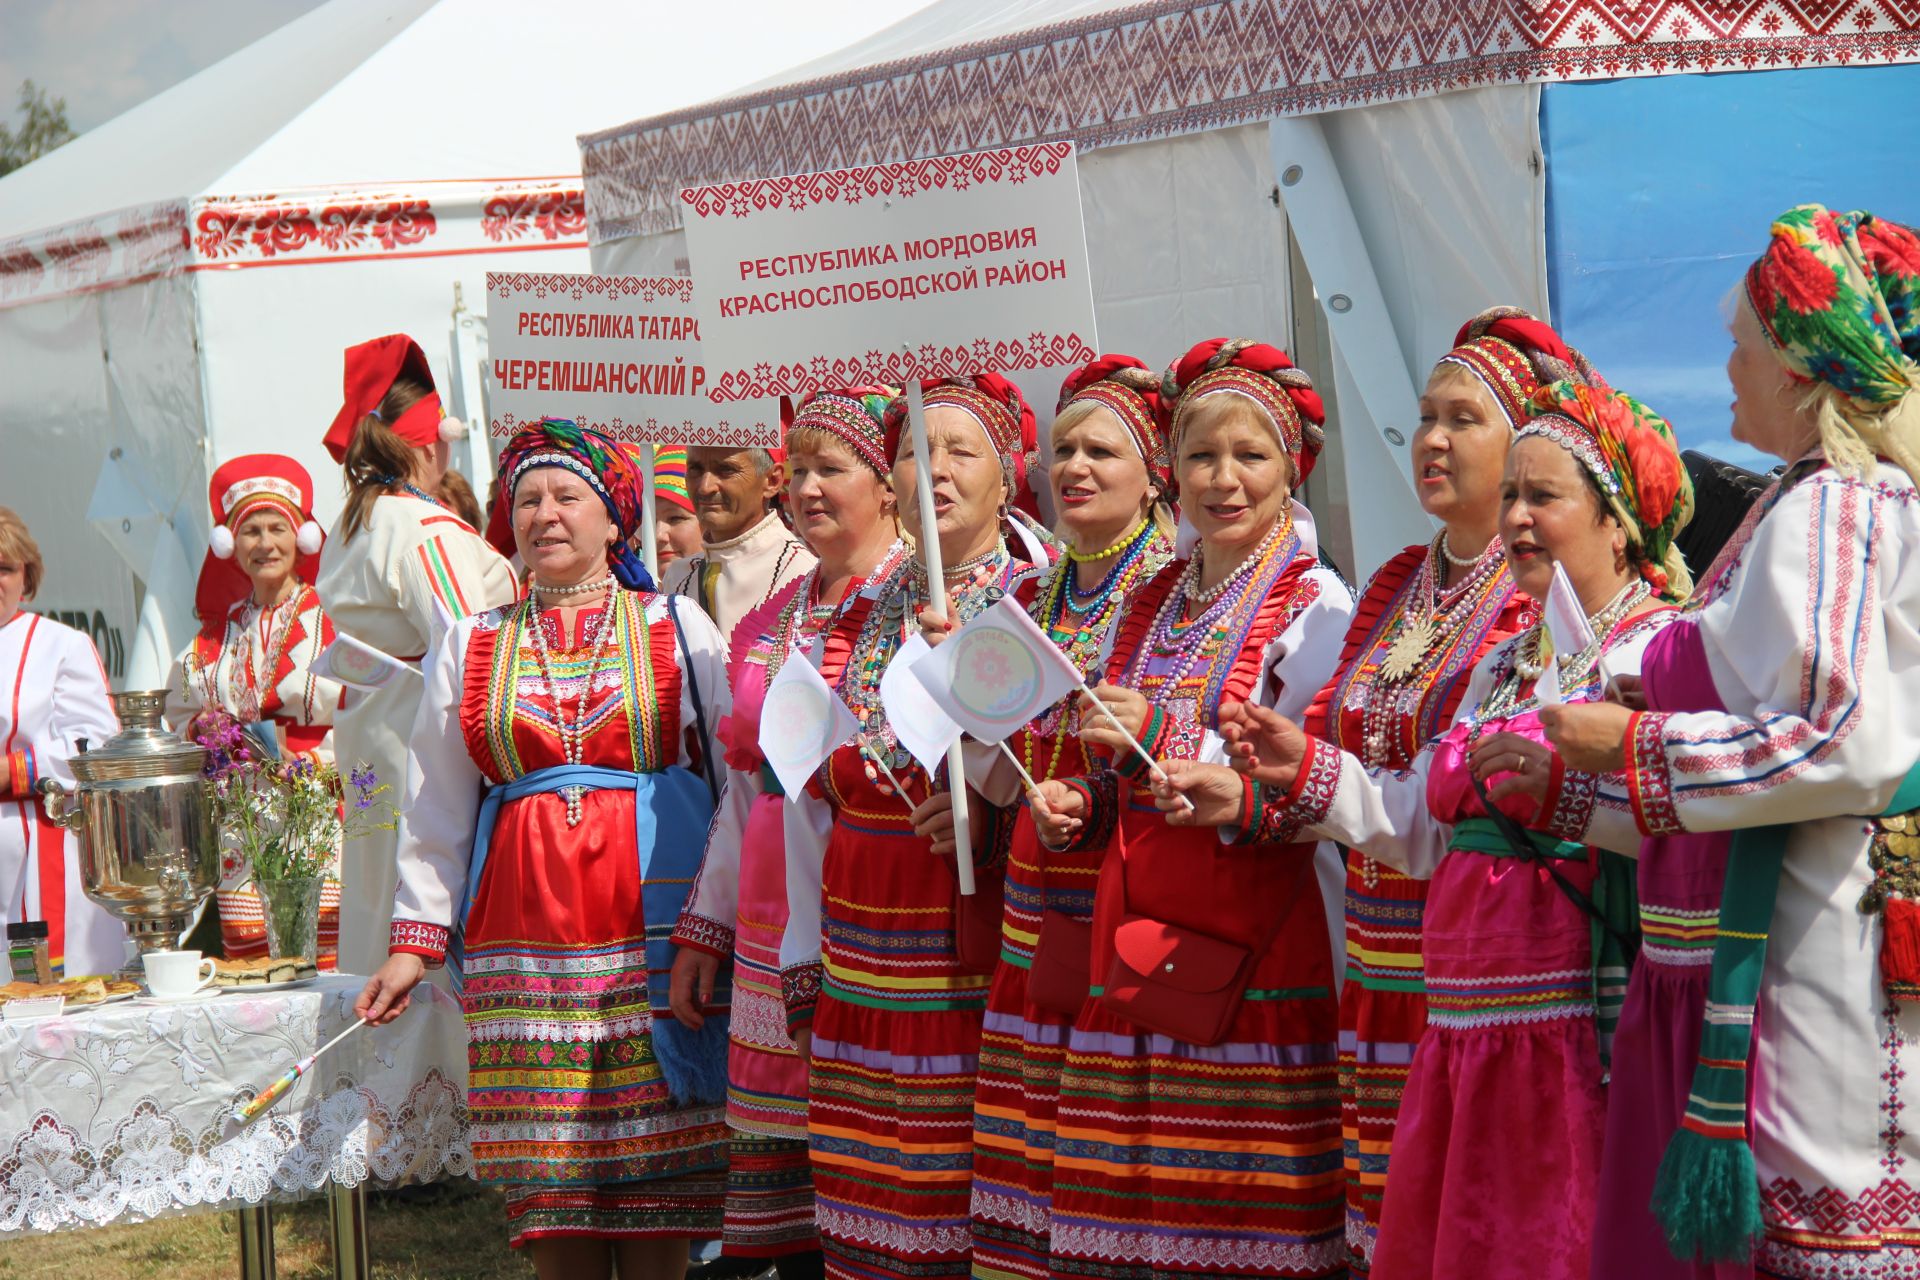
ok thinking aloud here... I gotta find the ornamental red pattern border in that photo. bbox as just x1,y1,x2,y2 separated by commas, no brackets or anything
488,410,778,450
480,185,586,243
580,0,1920,242
486,270,693,304
680,143,1074,220
709,331,1097,400
193,197,438,259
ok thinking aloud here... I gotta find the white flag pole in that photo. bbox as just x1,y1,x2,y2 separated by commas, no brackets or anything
1071,676,1193,813
638,439,660,584
997,739,1041,795
904,374,976,894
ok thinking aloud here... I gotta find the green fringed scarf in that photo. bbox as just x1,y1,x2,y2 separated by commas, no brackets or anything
1653,763,1920,1263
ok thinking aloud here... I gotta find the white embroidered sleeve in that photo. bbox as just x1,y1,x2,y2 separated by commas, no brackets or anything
390,618,485,954
1603,474,1920,838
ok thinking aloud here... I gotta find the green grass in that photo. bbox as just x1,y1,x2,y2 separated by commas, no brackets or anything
0,1181,528,1279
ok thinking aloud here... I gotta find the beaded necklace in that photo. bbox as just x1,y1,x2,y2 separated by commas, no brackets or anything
1357,535,1514,766
522,589,623,825
1026,521,1170,755
1470,579,1649,733
765,541,910,683
839,544,1012,772
1119,517,1303,760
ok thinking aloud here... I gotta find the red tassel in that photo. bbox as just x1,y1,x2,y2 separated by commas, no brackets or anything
1882,896,1920,1002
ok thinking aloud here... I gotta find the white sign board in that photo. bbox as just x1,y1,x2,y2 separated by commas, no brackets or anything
680,143,1098,400
485,271,780,446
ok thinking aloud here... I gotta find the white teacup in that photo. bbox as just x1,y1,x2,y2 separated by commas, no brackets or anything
143,949,217,999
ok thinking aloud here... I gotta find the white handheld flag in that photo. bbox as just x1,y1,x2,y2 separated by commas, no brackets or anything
312,633,426,691
1542,562,1595,662
909,596,1080,746
880,634,963,773
758,654,860,799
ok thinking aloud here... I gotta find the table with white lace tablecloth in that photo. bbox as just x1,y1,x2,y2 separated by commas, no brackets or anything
0,974,471,1275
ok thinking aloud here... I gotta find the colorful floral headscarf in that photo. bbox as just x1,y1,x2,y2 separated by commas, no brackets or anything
498,419,653,590
1521,381,1695,600
1745,203,1920,478
1163,338,1325,484
787,385,896,477
1437,307,1597,429
1057,355,1171,489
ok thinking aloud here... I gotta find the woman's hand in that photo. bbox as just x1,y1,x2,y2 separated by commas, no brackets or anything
669,948,722,1030
911,788,989,858
1150,760,1247,827
917,607,954,649
793,1028,812,1062
1217,702,1309,790
1604,674,1646,711
1538,701,1634,774
1028,779,1086,849
1468,731,1556,808
1079,685,1151,762
355,952,426,1026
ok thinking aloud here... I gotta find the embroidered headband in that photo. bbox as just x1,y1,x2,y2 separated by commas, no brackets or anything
1164,339,1325,483
1057,356,1170,487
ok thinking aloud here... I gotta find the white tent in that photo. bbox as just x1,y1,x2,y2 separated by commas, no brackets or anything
580,0,1920,581
0,0,919,688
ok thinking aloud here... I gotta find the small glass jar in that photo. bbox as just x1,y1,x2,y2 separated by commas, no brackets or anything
6,920,52,984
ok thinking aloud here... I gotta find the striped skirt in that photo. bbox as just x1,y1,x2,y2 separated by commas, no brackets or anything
1337,858,1428,1276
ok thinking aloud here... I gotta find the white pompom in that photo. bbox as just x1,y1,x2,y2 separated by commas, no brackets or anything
210,525,235,559
296,521,323,555
438,415,467,442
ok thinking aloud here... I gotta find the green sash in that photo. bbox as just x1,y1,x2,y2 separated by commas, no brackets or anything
1653,763,1920,1262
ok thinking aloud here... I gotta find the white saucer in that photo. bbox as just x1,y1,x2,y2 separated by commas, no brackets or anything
141,988,224,1005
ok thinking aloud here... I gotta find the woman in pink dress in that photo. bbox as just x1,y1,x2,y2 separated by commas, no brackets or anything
671,387,906,1279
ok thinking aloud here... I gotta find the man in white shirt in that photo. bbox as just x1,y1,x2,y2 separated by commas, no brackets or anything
663,446,814,644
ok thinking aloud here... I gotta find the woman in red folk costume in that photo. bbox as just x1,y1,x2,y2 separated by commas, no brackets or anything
167,455,345,966
1029,339,1355,1280
358,421,731,1280
670,387,907,1280
316,334,517,975
969,357,1174,1280
780,373,1042,1280
1304,308,1590,1274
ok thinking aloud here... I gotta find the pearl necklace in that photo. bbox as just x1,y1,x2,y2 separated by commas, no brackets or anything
522,590,621,825
1187,517,1289,605
1437,530,1484,569
532,571,615,600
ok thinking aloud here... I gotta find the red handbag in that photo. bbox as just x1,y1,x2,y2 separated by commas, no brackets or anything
1098,916,1256,1046
1028,910,1094,1018
954,870,1006,976
1095,854,1312,1046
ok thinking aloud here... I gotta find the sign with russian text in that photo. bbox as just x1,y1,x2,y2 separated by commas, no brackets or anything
679,143,1098,400
485,271,779,446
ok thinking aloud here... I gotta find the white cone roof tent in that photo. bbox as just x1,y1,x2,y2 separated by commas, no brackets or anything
581,0,1920,582
0,0,916,689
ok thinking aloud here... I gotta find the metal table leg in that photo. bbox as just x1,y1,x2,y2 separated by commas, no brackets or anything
328,1180,370,1280
236,1203,276,1280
